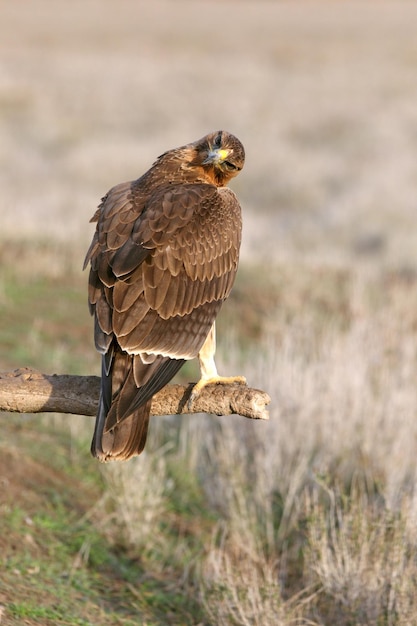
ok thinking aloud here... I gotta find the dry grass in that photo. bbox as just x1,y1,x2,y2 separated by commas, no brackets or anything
2,1,417,623
305,489,417,626
98,448,170,556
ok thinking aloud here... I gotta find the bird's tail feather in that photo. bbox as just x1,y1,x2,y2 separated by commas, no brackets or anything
91,349,184,462
92,399,151,462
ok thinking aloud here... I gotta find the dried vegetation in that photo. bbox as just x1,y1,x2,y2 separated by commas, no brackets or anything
2,1,417,624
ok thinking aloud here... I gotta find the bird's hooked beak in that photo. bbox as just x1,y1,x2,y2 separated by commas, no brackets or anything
202,147,230,166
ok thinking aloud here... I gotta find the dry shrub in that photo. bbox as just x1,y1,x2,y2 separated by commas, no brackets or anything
305,486,417,626
194,270,417,624
97,446,171,557
201,528,318,626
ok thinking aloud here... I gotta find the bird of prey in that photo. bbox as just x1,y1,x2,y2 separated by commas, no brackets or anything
84,130,246,462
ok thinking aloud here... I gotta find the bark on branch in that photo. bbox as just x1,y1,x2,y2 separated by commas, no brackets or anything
0,368,270,421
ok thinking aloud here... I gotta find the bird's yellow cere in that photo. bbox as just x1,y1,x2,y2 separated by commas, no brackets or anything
217,149,230,161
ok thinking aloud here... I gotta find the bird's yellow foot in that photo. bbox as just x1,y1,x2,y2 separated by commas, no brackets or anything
188,375,247,410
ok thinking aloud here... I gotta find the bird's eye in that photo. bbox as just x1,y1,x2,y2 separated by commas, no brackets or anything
223,161,239,171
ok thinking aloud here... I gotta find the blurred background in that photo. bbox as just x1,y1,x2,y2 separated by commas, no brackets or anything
2,0,417,267
2,2,417,625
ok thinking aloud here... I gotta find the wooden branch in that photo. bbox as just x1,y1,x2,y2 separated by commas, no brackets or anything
0,368,270,421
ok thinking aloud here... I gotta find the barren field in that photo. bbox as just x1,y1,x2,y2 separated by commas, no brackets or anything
2,2,417,625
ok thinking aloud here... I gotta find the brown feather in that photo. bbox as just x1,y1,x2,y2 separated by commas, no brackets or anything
100,406,150,460
88,269,102,306
112,274,144,313
113,294,149,336
106,219,133,250
95,294,112,335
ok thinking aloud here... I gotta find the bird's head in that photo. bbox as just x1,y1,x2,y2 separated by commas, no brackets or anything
192,130,245,186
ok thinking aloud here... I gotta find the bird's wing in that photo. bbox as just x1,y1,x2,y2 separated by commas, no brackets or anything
86,181,242,362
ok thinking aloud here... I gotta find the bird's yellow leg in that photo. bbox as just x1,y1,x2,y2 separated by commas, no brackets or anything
188,323,246,409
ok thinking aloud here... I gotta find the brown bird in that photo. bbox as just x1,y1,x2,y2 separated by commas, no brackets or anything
84,130,246,461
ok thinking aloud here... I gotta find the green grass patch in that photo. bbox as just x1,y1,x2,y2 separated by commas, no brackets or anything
0,271,95,374
0,434,207,625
